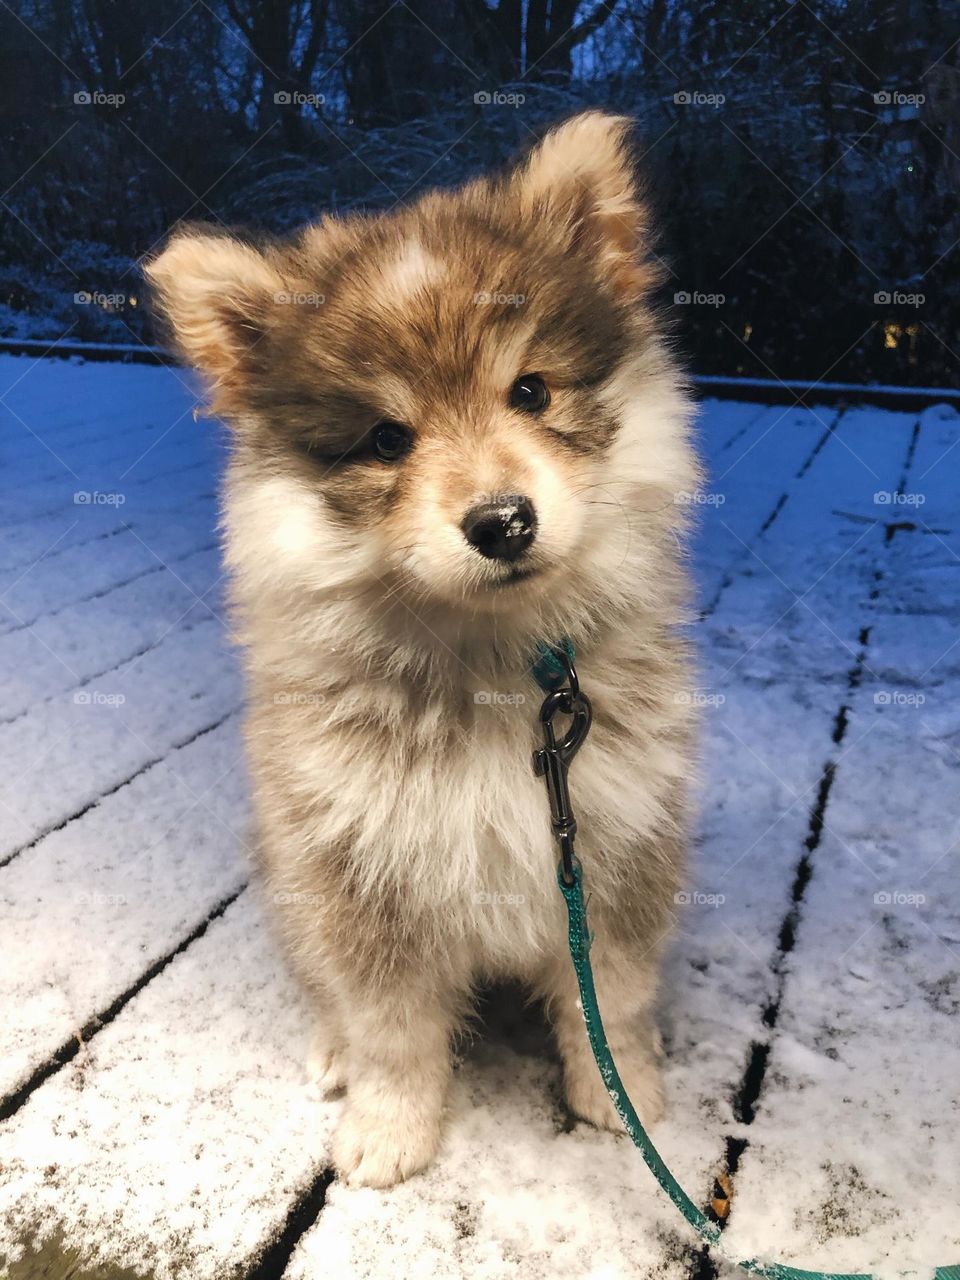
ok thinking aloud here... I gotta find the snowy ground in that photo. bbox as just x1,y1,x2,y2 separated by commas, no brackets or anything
0,355,958,1280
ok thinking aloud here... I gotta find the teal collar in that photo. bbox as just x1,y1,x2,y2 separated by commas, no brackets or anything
530,637,575,692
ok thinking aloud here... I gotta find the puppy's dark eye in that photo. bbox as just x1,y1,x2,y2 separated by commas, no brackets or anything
372,420,413,461
509,374,550,414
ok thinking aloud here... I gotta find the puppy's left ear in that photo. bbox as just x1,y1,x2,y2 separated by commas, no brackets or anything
512,111,655,303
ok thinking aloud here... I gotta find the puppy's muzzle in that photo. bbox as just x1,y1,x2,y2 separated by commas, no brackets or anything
461,498,537,562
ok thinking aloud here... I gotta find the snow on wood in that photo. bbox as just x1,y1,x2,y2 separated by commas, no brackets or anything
723,407,960,1274
0,356,957,1278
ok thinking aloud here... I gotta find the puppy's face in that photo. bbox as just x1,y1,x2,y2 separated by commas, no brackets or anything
148,113,685,621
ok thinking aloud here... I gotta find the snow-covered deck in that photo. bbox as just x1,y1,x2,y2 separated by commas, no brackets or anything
1,356,958,1279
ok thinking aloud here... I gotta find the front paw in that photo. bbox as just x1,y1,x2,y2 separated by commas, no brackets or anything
565,1045,665,1133
333,1102,441,1188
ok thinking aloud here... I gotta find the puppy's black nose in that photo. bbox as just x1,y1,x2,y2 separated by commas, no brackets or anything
462,498,537,562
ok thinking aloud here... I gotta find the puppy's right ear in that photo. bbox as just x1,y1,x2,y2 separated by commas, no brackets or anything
144,228,282,407
511,112,655,304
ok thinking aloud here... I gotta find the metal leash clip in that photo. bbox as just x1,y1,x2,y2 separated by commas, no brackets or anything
532,647,593,885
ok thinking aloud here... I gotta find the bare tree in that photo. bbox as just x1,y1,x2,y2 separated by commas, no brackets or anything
222,0,332,142
456,0,621,80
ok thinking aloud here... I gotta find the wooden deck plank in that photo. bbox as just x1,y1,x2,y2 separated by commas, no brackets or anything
695,405,843,607
0,718,247,1101
0,547,222,722
0,622,241,863
0,894,324,1280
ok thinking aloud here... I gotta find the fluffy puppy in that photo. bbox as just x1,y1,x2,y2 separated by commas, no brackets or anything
146,111,700,1188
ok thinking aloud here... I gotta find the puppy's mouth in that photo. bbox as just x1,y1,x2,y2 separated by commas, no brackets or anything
484,561,543,590
494,564,539,587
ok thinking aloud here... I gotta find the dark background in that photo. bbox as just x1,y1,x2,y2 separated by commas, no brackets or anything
1,0,958,386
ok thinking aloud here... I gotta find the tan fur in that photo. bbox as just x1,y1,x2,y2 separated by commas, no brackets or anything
146,112,701,1187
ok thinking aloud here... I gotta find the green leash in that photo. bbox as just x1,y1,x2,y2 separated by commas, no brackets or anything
531,643,958,1280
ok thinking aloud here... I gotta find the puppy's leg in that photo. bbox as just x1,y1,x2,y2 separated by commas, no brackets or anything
333,978,461,1188
305,995,347,1098
535,939,665,1131
273,937,348,1098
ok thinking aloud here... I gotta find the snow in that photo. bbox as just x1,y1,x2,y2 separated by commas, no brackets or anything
722,408,960,1276
0,358,957,1279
